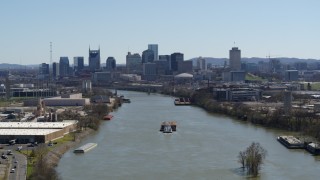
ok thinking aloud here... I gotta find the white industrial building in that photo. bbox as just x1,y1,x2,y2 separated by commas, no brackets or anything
0,120,77,143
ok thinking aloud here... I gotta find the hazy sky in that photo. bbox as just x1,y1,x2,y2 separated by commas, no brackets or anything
1,0,319,65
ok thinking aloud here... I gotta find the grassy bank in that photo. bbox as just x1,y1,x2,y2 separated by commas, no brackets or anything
18,129,94,180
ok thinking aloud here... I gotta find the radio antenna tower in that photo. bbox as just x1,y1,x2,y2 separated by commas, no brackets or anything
50,42,53,65
49,42,53,96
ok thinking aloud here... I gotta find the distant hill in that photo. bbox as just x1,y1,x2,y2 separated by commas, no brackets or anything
0,63,39,69
189,57,320,66
189,57,227,66
0,63,26,69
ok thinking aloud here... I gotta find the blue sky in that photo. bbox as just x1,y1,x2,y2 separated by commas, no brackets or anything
0,0,319,65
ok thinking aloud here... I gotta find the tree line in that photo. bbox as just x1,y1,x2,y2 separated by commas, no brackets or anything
192,89,320,141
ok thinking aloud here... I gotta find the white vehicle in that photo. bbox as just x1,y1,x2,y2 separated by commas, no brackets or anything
10,169,15,173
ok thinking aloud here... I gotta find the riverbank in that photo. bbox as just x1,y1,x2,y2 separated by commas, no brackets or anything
45,128,95,167
190,88,320,143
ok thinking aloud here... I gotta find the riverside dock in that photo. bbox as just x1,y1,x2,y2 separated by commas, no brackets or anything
74,143,97,153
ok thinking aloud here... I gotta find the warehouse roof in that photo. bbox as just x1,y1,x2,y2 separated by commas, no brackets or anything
0,129,61,136
0,120,77,129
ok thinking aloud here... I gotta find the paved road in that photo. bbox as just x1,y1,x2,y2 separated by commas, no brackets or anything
8,152,27,180
1,145,28,180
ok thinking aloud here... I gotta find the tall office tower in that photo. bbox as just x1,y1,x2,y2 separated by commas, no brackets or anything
170,52,184,71
142,49,155,63
155,60,170,75
106,57,116,71
74,57,84,72
126,52,142,74
39,63,50,75
229,47,241,71
52,62,59,79
89,47,101,72
159,55,171,71
143,63,157,81
197,57,207,70
143,63,157,76
59,57,70,77
148,44,158,61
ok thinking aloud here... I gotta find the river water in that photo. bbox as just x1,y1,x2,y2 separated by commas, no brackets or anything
57,91,320,180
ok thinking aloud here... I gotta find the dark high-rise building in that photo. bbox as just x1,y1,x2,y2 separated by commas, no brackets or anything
126,52,142,74
148,44,158,61
170,52,184,71
106,57,116,71
142,49,155,63
143,63,157,81
52,62,59,79
59,57,70,77
39,63,49,75
89,47,101,72
159,55,171,71
38,63,50,79
155,60,170,75
74,57,84,72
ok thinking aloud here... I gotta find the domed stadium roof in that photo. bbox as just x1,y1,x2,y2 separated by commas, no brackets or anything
174,73,193,78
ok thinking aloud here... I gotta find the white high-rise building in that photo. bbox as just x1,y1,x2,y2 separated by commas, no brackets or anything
148,44,158,61
229,47,241,71
197,57,207,70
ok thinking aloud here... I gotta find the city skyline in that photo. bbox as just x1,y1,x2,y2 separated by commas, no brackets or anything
1,0,320,65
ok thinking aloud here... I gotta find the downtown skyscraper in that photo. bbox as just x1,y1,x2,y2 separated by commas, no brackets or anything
148,44,158,61
59,57,70,77
89,47,101,72
74,56,84,72
229,47,241,71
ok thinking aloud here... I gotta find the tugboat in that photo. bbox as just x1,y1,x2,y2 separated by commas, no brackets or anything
163,124,173,133
160,121,176,133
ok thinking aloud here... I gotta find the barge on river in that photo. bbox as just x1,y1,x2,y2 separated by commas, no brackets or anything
277,136,304,149
174,98,192,106
306,142,320,155
74,143,97,153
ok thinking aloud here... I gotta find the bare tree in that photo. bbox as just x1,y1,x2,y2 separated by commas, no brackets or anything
238,142,267,177
238,151,246,168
